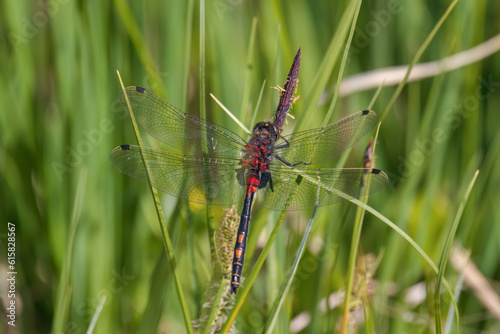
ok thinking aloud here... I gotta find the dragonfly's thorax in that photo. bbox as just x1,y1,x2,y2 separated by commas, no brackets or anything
237,122,279,189
243,122,279,168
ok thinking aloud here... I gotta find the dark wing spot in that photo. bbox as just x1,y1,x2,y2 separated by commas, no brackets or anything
362,109,370,115
135,86,145,93
371,168,381,174
120,144,131,150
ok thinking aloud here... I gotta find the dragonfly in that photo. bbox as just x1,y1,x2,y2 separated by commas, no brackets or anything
110,49,389,294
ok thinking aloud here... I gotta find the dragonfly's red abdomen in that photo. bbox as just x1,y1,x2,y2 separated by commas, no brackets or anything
246,174,259,195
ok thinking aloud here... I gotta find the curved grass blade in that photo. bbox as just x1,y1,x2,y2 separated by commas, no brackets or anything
341,122,381,334
346,195,460,332
221,164,457,332
284,162,460,331
116,71,193,334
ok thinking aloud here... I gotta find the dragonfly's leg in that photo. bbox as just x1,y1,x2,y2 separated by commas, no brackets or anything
275,154,311,167
274,138,311,166
274,136,291,150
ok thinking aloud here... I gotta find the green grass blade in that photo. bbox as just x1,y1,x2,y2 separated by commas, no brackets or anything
181,0,195,108
137,250,170,333
435,170,479,333
86,294,107,334
264,173,323,334
294,0,359,131
116,72,193,334
51,168,87,333
445,262,466,334
341,121,380,334
220,207,292,333
198,0,217,266
278,161,460,330
210,93,251,134
347,196,461,331
367,80,386,110
323,0,362,127
380,0,459,122
250,80,267,128
199,0,206,121
7,0,499,332
112,0,165,97
201,276,229,334
199,206,238,333
239,16,259,120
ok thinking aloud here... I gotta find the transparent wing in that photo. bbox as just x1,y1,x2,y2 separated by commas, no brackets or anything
119,86,247,157
273,110,377,165
257,167,388,211
109,145,244,205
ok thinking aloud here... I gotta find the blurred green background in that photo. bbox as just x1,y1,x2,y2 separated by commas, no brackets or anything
1,0,500,333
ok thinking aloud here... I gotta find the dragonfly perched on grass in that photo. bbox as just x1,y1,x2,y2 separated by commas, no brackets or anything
110,48,389,294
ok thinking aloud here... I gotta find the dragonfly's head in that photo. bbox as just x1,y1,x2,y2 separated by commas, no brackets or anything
252,122,280,141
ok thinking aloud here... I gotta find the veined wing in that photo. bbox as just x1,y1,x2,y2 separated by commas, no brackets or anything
257,167,388,211
273,110,377,166
110,145,244,205
118,86,247,156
